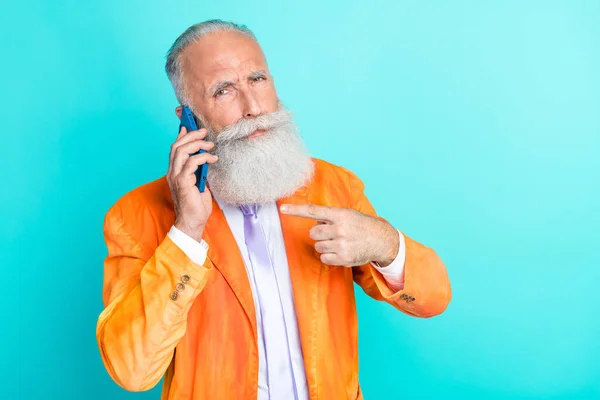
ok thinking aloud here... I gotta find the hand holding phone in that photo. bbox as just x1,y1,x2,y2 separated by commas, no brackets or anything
167,106,218,242
179,105,210,192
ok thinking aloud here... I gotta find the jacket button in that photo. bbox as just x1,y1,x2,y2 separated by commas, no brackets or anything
176,283,185,292
170,291,179,301
181,275,190,284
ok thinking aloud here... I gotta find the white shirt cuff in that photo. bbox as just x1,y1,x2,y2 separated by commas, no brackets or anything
370,229,406,290
167,225,209,265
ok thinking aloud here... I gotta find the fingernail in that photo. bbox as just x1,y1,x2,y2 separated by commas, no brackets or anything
280,205,288,212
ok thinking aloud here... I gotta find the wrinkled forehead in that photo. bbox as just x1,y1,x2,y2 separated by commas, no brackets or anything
180,31,269,94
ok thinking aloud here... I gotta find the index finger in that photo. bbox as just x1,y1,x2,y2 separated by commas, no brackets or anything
280,203,336,223
173,128,209,152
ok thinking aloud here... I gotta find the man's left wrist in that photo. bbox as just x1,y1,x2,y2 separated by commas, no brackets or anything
373,221,399,267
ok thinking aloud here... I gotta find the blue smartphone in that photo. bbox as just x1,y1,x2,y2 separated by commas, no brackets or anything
179,105,209,193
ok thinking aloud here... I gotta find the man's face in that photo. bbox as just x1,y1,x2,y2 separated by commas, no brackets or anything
179,30,279,133
173,28,314,205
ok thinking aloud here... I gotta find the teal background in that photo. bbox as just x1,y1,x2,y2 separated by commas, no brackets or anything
2,0,599,399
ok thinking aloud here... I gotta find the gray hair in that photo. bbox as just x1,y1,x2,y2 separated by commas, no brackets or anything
165,19,257,105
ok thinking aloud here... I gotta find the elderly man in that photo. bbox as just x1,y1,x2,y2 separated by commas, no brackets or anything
96,19,451,400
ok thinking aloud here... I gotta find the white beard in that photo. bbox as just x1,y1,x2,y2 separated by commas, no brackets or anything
205,105,314,206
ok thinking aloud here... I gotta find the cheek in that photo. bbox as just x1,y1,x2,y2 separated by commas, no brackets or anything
258,84,279,112
208,102,243,130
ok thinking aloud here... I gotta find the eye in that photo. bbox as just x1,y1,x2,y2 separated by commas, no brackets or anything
253,76,267,82
215,88,228,97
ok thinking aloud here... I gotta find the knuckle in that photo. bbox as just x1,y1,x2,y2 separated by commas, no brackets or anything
194,153,209,163
315,226,326,238
186,141,198,152
176,173,186,184
175,146,186,157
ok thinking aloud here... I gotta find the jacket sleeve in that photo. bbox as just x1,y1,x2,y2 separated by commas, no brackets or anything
346,170,452,318
96,204,214,391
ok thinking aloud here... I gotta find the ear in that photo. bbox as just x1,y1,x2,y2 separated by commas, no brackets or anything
175,105,183,119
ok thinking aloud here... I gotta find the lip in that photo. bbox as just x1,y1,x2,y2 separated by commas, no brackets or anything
248,129,268,139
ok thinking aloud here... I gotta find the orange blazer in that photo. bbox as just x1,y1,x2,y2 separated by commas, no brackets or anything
96,158,451,400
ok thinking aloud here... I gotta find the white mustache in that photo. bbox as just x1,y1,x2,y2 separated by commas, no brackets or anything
211,108,294,144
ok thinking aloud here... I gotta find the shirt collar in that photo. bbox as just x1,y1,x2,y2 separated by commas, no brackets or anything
211,190,273,212
211,190,227,211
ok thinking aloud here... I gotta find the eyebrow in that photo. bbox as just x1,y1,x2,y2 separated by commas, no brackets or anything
208,70,268,96
248,69,268,80
209,80,234,96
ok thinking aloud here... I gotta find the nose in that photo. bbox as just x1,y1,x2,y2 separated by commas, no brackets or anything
241,88,262,119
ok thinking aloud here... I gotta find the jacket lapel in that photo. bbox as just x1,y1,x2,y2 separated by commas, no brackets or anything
201,196,257,339
276,185,322,399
